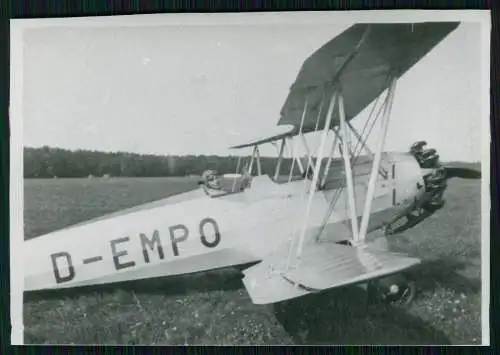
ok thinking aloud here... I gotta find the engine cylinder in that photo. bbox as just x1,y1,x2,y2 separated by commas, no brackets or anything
410,142,447,211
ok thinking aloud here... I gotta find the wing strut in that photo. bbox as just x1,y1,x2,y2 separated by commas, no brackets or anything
273,138,286,181
357,77,397,243
248,147,255,174
295,89,338,259
231,155,243,192
287,100,309,181
288,76,398,258
347,121,372,157
338,91,360,241
301,93,326,174
255,146,262,176
319,126,340,188
248,145,263,176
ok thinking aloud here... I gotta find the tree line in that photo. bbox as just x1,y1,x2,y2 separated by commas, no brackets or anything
24,146,299,178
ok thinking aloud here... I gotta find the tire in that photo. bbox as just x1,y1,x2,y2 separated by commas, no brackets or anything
386,279,416,309
366,276,417,309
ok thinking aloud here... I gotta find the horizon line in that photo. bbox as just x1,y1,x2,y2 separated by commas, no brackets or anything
23,145,483,164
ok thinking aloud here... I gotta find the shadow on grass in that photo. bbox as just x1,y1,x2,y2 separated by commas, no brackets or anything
406,257,481,296
24,267,246,302
271,257,480,345
24,258,477,345
273,286,451,345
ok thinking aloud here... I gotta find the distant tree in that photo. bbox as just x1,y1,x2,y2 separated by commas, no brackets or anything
22,146,307,179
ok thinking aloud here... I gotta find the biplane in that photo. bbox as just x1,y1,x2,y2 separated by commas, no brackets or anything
24,22,480,307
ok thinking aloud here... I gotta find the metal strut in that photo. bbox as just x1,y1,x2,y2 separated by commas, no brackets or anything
255,146,262,176
287,100,309,182
338,92,360,242
248,145,262,176
319,126,340,189
357,78,397,242
231,156,243,192
347,121,373,157
295,90,337,259
285,98,309,269
348,120,388,180
248,146,255,175
273,138,286,181
287,76,397,267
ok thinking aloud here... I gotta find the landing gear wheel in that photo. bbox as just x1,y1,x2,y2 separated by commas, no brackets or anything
366,275,417,309
386,280,416,309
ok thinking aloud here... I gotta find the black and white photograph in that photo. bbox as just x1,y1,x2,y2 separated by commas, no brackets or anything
10,11,490,345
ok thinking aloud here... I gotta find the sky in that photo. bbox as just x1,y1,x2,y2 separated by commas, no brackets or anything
21,17,484,162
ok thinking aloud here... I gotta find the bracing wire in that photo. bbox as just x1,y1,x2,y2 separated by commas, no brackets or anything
351,73,392,157
315,76,396,242
286,97,326,268
352,73,394,163
284,99,309,269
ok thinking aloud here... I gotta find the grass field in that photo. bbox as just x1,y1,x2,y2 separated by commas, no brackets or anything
23,175,483,345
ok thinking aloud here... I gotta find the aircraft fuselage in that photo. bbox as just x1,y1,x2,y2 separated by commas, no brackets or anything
24,151,428,292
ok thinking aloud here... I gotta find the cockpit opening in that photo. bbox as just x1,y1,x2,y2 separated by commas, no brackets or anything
198,169,252,197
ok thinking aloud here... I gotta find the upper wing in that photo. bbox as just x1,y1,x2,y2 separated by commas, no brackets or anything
229,124,295,149
278,22,460,134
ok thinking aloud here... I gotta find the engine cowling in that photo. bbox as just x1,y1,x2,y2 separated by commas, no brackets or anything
410,141,447,211
384,141,448,236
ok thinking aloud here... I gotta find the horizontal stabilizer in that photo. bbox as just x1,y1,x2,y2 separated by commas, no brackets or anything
283,242,421,291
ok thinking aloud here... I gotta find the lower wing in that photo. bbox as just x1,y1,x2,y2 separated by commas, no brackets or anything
241,241,420,304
